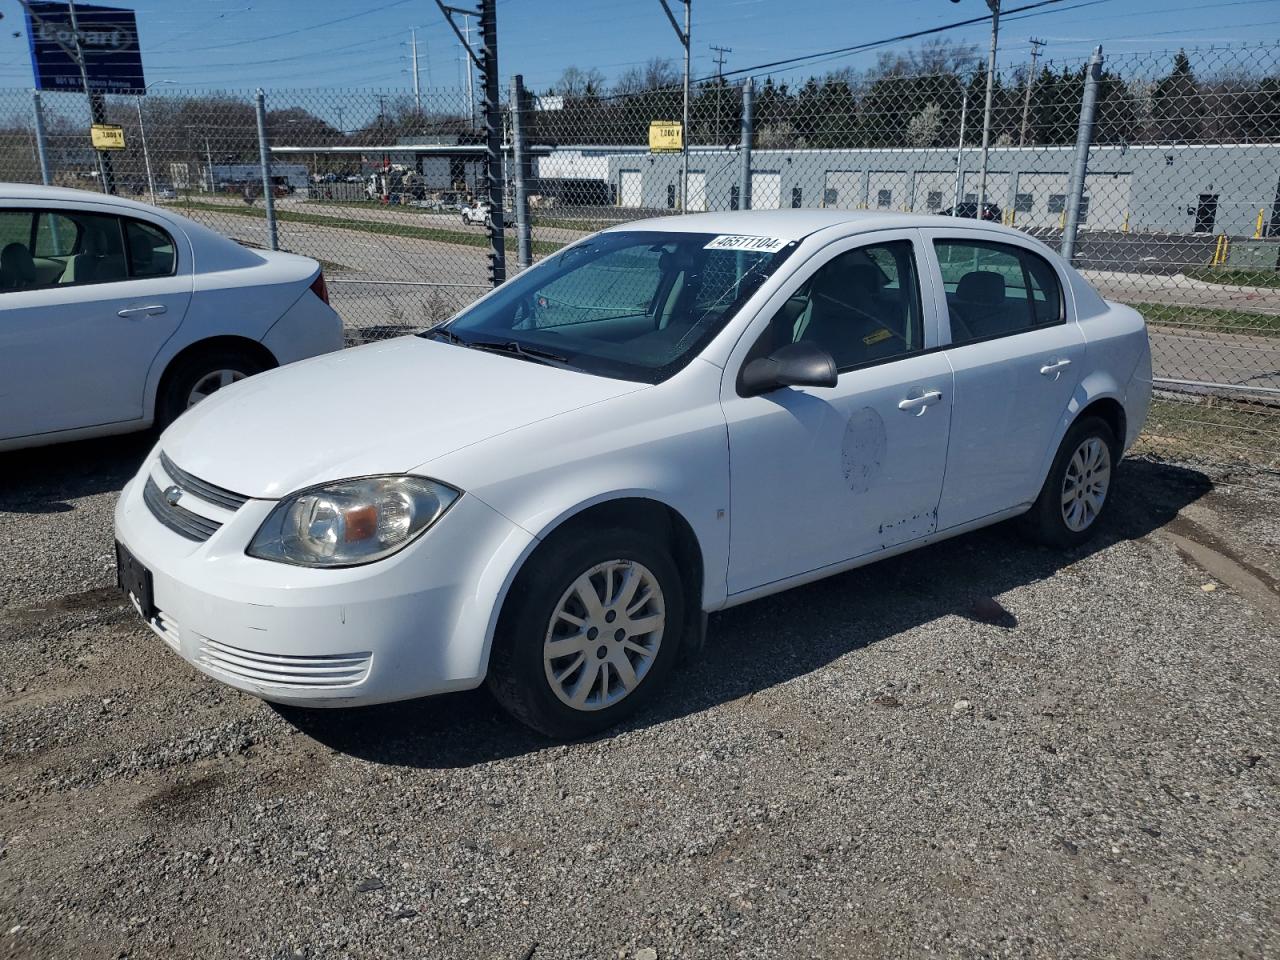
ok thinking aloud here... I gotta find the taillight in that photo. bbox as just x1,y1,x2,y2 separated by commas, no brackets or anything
309,271,329,305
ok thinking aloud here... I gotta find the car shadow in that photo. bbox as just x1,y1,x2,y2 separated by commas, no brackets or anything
279,457,1213,769
0,433,152,514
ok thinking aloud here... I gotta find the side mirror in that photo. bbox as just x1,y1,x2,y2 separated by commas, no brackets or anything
738,340,838,398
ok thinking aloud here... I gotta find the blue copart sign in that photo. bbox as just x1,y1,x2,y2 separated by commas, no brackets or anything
24,2,146,95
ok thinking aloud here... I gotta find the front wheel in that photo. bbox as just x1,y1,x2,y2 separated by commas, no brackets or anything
487,528,685,739
1021,415,1118,548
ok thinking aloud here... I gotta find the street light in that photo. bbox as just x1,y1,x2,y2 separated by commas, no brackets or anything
953,0,1000,215
136,80,176,204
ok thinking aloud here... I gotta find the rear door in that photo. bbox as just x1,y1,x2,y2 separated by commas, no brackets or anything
720,229,954,594
0,202,191,440
919,228,1084,529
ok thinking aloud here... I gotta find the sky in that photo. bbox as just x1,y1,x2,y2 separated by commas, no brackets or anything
1,0,1278,94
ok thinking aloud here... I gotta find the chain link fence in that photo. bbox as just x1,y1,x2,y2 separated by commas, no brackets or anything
0,41,1277,469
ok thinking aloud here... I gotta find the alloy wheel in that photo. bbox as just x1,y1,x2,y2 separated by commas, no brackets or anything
542,559,665,712
1061,436,1111,532
186,369,247,409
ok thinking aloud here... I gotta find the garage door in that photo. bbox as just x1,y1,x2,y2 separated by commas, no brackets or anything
868,171,909,210
913,172,955,214
687,171,707,211
823,171,862,209
751,171,782,209
619,169,643,208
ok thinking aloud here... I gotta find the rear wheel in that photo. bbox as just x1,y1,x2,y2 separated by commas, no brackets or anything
487,527,685,739
1021,415,1118,548
156,347,269,429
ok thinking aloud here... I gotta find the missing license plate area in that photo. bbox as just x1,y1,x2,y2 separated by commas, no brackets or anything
115,540,155,621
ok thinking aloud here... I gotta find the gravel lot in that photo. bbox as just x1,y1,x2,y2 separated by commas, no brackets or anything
1,438,1277,960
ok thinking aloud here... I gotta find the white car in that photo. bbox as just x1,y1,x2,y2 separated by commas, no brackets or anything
0,184,342,451
114,210,1152,739
461,200,491,226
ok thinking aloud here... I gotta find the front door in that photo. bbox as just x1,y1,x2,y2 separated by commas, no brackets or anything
921,230,1085,529
0,205,189,441
1194,193,1218,233
721,230,953,595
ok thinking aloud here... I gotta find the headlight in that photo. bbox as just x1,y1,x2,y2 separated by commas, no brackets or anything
247,476,459,567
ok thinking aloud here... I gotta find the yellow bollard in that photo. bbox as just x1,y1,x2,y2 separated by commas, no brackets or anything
1122,210,1130,234
1211,234,1223,266
1256,207,1265,240
1058,209,1066,231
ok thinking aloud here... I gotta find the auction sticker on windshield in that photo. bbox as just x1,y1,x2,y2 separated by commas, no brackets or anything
704,235,788,253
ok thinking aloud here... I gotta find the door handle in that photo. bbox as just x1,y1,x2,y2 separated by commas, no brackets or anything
897,389,943,415
1040,358,1072,377
117,304,167,318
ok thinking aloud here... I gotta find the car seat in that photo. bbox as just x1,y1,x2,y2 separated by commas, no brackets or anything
0,242,36,291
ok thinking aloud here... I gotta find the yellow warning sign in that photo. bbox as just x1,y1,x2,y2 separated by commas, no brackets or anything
648,121,683,153
91,124,126,150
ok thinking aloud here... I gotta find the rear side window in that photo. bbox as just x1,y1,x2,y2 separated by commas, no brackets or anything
934,239,1064,345
125,219,177,278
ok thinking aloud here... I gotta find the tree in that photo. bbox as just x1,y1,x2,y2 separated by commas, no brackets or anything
906,102,942,147
552,66,606,99
1150,50,1204,142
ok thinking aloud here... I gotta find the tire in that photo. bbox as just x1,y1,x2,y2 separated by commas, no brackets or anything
155,347,269,430
1021,415,1119,549
487,526,686,739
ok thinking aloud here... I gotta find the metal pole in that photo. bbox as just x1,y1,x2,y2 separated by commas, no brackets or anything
32,89,51,185
976,0,1000,214
510,74,532,270
738,76,753,211
954,88,968,209
1061,45,1102,263
255,88,279,251
479,0,505,285
136,96,155,203
66,0,114,194
463,14,476,129
205,137,214,192
411,28,422,113
681,0,690,211
1019,37,1044,146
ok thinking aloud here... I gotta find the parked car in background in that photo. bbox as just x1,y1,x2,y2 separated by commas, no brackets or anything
940,201,1002,222
0,184,342,452
461,199,492,226
115,210,1151,739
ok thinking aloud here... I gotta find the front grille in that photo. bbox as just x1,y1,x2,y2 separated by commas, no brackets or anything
159,452,249,511
195,637,372,689
144,476,223,542
153,610,181,651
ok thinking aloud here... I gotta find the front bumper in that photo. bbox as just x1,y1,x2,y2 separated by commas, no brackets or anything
113,451,535,707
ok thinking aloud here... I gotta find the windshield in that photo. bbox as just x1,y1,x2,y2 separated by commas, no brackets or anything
422,230,796,383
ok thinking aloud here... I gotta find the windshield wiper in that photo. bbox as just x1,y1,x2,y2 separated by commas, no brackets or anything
465,338,574,367
427,326,469,346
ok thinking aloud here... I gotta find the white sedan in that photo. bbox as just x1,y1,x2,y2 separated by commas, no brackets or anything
114,210,1152,739
0,184,342,451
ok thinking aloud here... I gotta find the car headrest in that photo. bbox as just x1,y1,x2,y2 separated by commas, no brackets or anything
0,242,36,289
956,270,1006,305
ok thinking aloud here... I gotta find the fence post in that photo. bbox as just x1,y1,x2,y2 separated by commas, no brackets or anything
31,90,52,186
1061,45,1102,263
254,88,279,251
738,77,753,211
510,74,532,270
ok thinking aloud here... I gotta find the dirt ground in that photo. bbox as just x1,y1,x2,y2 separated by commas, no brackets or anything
1,438,1277,960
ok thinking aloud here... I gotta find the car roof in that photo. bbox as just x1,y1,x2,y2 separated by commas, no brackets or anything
0,182,183,218
603,208,1031,244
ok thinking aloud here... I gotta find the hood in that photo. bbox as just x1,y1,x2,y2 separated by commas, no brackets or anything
161,336,646,499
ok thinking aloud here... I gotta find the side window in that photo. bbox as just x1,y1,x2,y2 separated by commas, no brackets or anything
125,219,177,278
755,239,924,370
0,211,36,292
934,239,1064,344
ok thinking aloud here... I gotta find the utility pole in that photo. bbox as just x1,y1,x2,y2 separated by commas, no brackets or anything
976,0,1000,216
411,28,422,114
463,14,476,127
710,43,731,142
1019,37,1045,146
436,0,505,284
658,0,691,211
954,87,968,209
